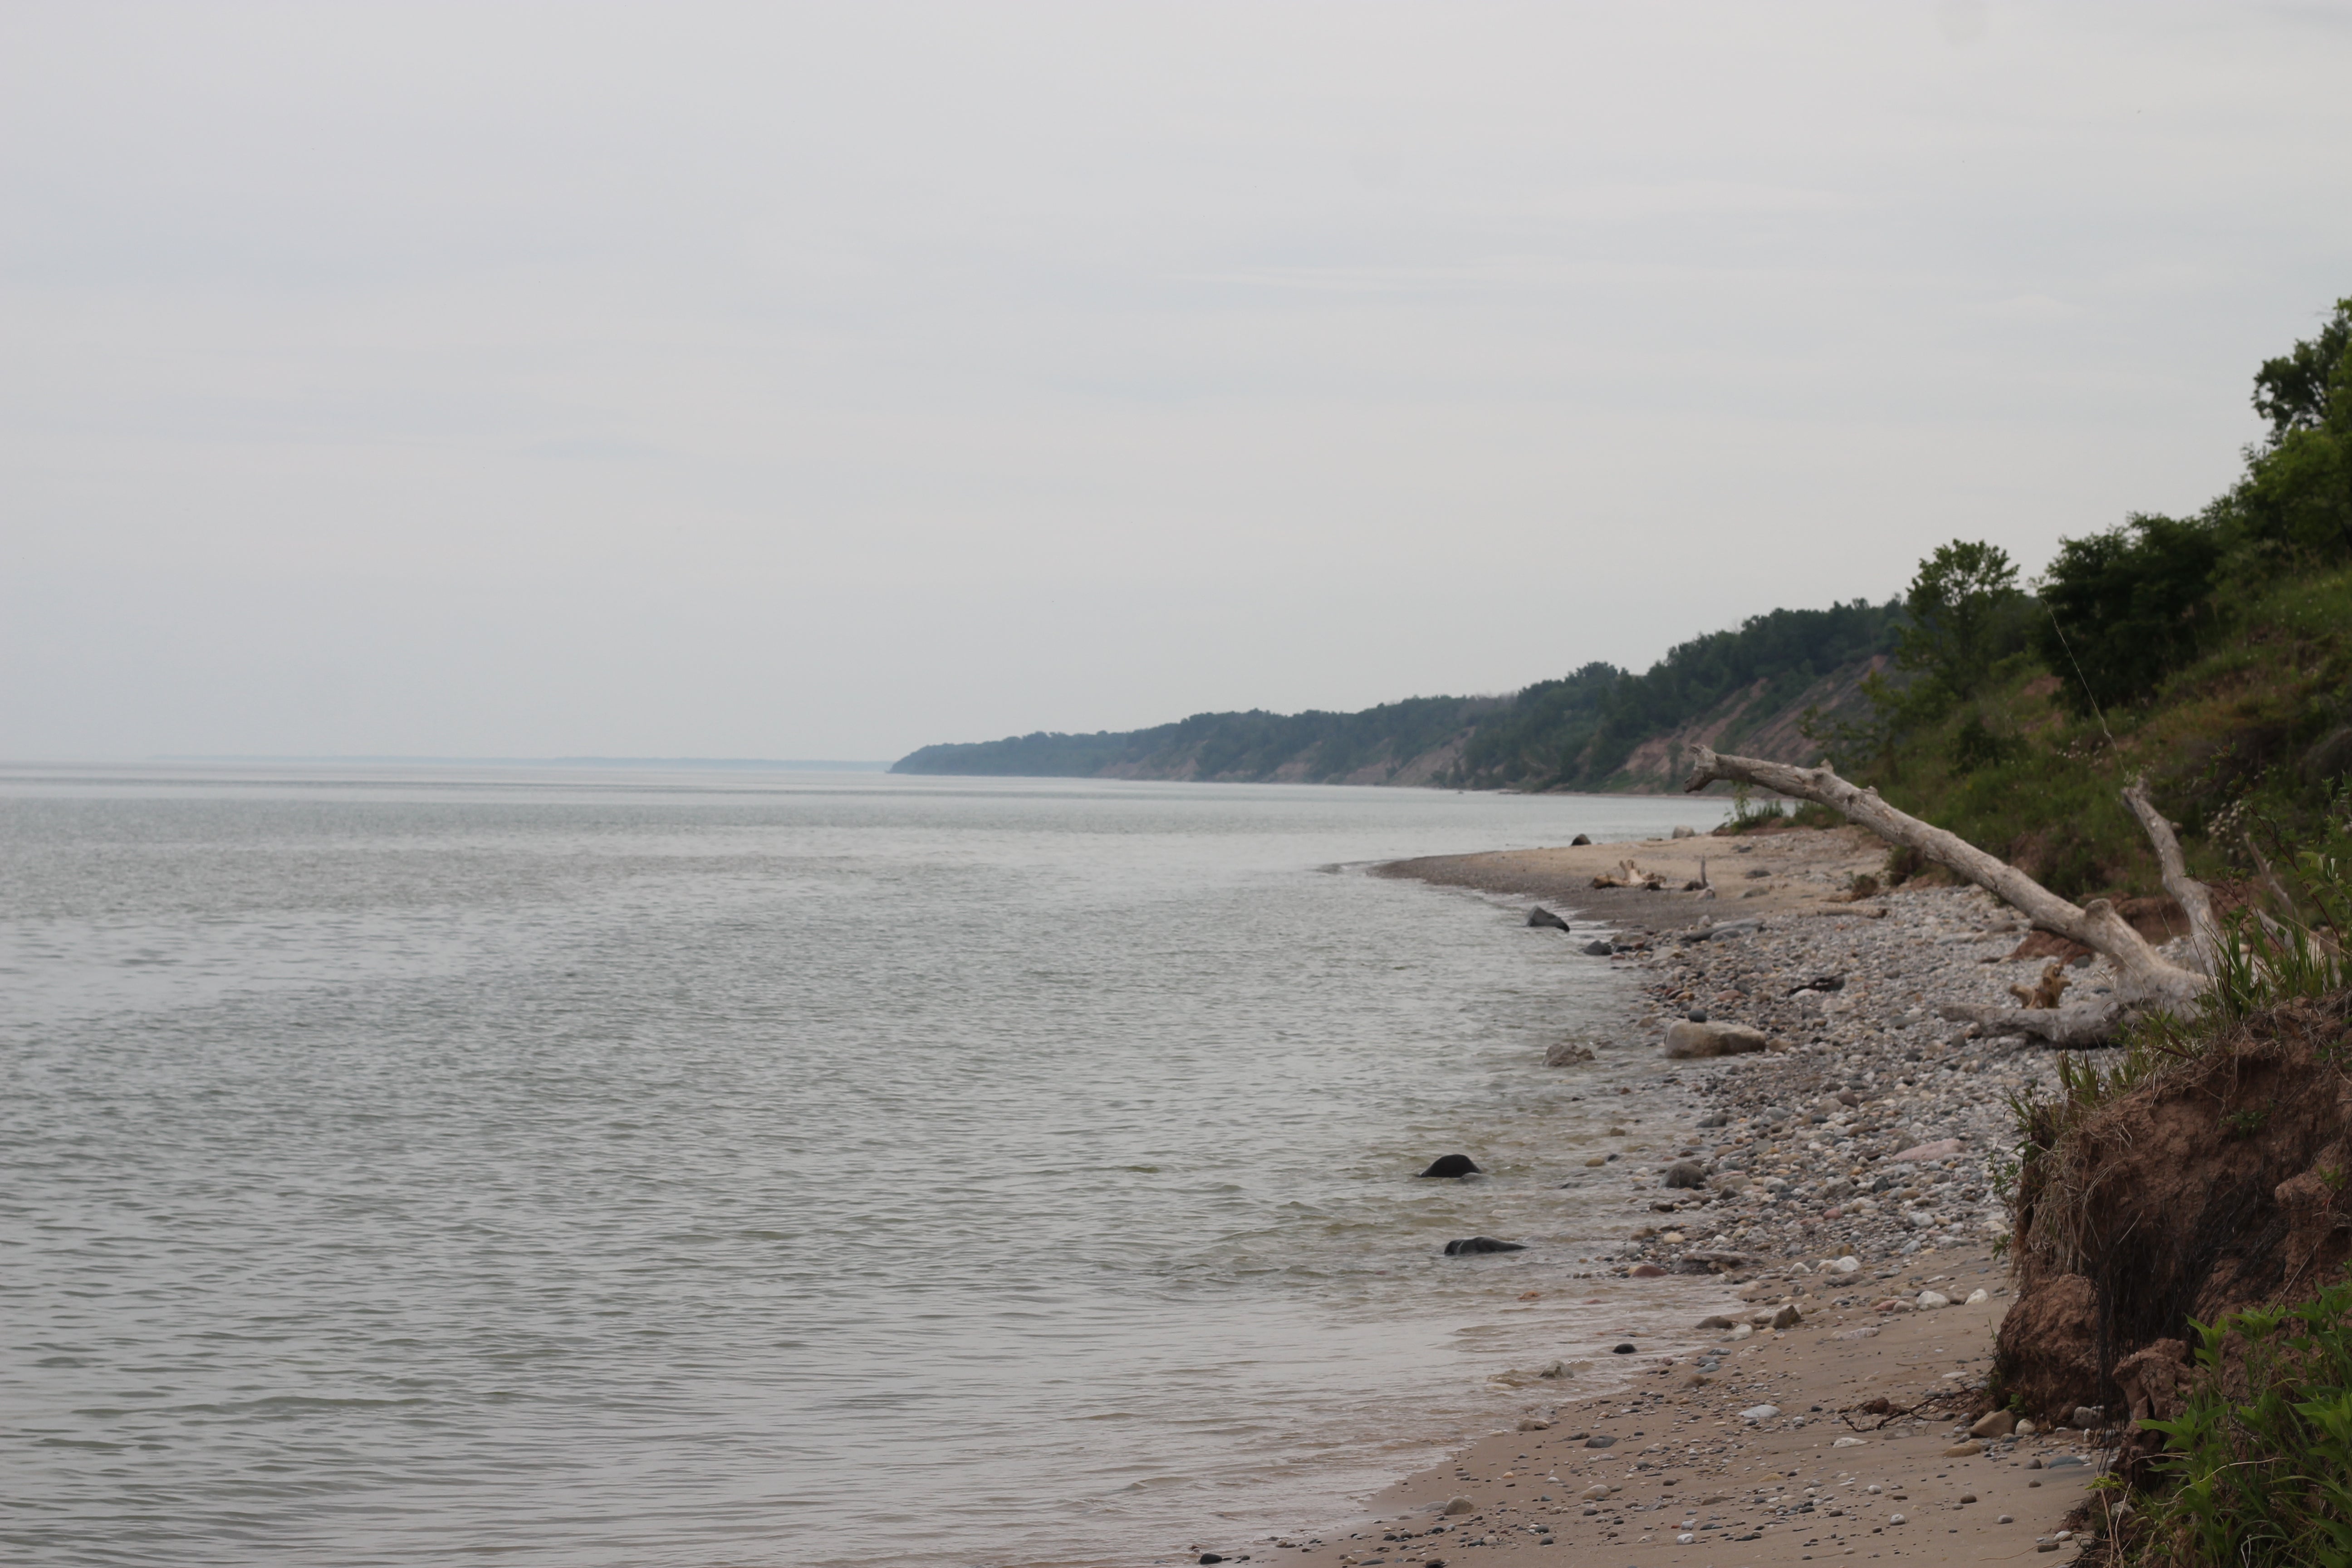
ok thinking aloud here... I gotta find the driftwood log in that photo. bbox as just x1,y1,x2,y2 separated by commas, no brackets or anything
1682,746,2222,1045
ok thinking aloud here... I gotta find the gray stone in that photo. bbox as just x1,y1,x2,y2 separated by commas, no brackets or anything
1662,1160,1708,1189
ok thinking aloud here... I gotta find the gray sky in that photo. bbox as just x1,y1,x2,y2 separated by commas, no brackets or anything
6,2,2350,762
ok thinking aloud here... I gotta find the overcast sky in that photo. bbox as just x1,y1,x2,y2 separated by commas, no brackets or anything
6,2,2350,762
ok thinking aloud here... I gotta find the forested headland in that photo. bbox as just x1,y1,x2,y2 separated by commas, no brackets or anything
896,295,2352,905
891,599,1903,791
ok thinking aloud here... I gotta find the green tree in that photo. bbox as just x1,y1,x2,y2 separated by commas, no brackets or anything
2230,297,2352,571
2253,297,2352,442
1894,539,2025,707
2034,512,2224,715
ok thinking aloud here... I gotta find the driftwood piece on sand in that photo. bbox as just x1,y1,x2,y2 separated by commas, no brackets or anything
1682,746,2219,1044
1592,858,1666,890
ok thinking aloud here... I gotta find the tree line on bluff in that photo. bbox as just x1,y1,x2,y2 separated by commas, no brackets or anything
895,297,2352,887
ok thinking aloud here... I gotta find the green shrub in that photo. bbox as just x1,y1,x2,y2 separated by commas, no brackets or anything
2135,1276,2352,1567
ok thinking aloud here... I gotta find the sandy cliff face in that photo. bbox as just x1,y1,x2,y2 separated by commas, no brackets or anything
1611,655,1889,791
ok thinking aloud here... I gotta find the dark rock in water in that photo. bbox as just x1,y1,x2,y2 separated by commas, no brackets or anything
1570,833,1592,846
1526,905,1573,932
1611,1342,1636,1354
1544,1041,1595,1067
1443,1236,1526,1255
1199,1556,1225,1565
1661,1159,1707,1189
1418,1154,1482,1178
1582,940,1614,956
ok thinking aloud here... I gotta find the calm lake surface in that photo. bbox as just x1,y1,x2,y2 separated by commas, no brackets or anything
0,765,1730,1567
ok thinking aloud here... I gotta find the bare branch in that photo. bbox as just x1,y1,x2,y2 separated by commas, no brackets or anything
1936,999,2131,1048
2122,776,2222,976
1684,746,2206,1008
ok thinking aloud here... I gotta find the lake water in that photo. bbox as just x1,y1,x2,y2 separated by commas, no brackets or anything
0,764,1730,1567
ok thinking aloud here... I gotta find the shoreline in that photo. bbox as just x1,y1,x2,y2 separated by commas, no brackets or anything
1066,826,2111,1568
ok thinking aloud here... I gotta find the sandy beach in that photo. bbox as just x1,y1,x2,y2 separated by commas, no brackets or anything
1061,825,2117,1568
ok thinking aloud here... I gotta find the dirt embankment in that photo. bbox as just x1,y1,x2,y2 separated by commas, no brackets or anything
1999,990,2352,1465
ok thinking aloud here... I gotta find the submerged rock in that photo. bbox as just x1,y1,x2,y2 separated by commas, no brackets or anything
1443,1236,1525,1255
1417,1154,1482,1178
1526,905,1573,932
1544,1041,1596,1067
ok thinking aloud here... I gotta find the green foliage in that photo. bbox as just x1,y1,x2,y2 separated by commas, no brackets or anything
1458,600,1904,789
2220,297,2352,590
892,693,1502,782
1893,540,2029,710
1715,782,1790,833
2037,513,2226,716
2134,1273,2352,1568
1948,712,2025,774
899,602,1904,789
1449,661,1628,789
2254,298,2352,444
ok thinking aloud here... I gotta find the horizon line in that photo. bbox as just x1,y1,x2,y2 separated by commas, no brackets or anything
141,755,895,770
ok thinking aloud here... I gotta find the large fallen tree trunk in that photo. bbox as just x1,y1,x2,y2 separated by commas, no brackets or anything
1683,746,2215,1043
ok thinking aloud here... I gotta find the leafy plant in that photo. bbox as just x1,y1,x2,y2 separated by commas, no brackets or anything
1894,540,2030,709
2133,1271,2352,1567
2228,1106,2273,1140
